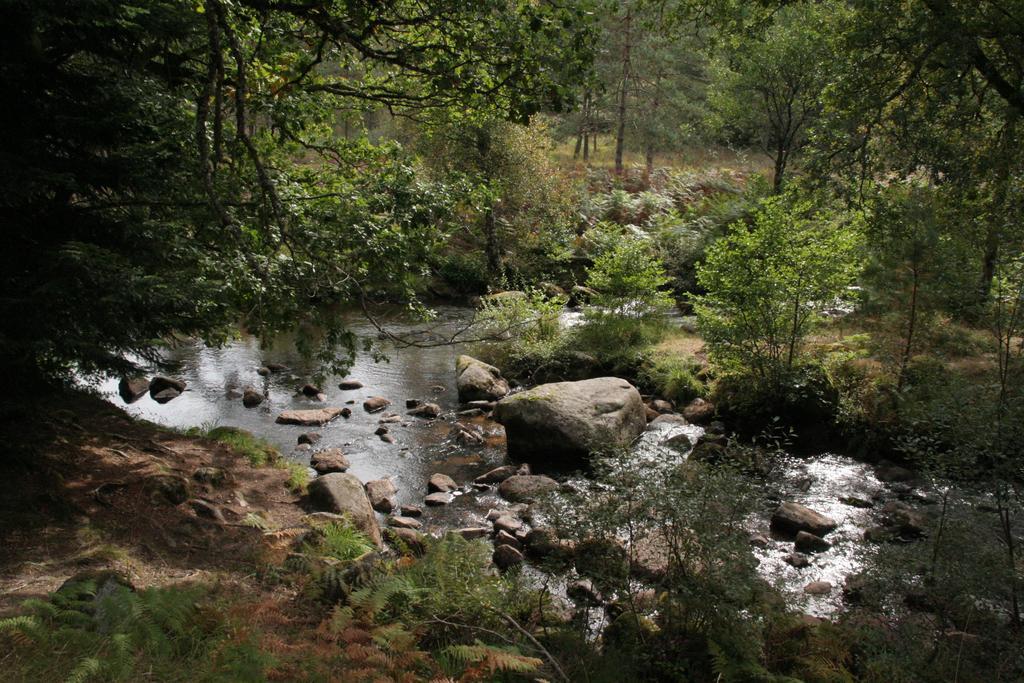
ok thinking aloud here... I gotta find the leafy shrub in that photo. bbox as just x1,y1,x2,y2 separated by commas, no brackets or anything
694,195,863,393
545,449,784,682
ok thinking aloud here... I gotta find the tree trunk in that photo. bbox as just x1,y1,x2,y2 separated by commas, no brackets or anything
483,207,501,278
772,145,787,194
574,133,583,160
645,146,654,178
475,127,501,282
583,133,590,162
614,8,632,176
897,265,920,391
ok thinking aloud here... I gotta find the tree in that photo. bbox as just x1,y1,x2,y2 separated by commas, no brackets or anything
0,0,593,382
707,2,835,193
419,119,580,287
693,195,863,389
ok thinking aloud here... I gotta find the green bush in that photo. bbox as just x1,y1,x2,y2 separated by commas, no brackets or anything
639,352,706,403
694,195,863,394
435,252,490,294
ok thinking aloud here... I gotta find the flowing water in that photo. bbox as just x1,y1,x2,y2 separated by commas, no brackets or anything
98,305,915,616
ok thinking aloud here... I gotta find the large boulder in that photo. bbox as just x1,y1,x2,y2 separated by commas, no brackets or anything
275,407,344,426
456,355,510,403
307,473,383,546
493,377,646,465
771,502,838,538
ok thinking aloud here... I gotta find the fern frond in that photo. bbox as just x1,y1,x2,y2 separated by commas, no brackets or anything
65,656,102,683
441,642,542,674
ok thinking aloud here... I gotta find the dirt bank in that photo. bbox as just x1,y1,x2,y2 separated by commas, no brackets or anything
0,390,308,614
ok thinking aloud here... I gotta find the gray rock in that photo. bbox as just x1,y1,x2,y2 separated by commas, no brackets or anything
457,408,485,418
662,432,693,453
881,501,928,538
648,413,689,429
497,475,558,503
386,527,425,556
307,473,382,546
681,398,715,424
493,377,646,464
771,502,838,538
300,383,322,397
784,553,811,568
456,527,490,540
524,527,575,559
242,389,264,408
149,376,186,395
365,479,398,513
374,426,389,436
275,407,345,426
408,402,441,419
152,388,181,404
388,516,422,529
363,396,391,413
569,285,598,306
118,377,149,404
840,495,874,509
794,531,831,553
338,380,364,390
428,473,458,493
493,515,524,535
493,530,522,550
748,533,770,548
298,432,321,445
492,544,524,571
309,448,350,475
399,505,422,518
875,461,917,484
456,355,510,403
466,400,496,412
804,581,833,595
648,399,674,414
424,492,452,506
474,465,521,485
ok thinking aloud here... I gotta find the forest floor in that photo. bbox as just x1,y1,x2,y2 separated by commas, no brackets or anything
0,391,309,615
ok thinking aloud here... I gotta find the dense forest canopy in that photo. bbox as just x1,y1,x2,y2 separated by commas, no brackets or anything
2,0,1024,681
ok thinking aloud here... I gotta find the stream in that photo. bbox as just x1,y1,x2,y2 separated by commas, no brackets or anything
98,305,924,618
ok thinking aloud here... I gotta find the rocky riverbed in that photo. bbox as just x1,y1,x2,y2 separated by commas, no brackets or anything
99,306,949,618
